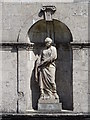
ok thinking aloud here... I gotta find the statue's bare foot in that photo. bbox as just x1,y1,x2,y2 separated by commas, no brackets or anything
45,95,51,99
40,93,44,99
53,93,59,99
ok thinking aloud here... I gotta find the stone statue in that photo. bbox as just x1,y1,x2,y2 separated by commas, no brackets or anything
35,37,59,100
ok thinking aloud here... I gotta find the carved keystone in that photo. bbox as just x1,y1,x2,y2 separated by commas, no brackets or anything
39,6,56,21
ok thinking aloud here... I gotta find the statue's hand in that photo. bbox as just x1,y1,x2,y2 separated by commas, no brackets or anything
38,60,50,68
38,61,44,68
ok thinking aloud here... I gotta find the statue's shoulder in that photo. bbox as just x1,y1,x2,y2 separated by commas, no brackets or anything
51,45,56,50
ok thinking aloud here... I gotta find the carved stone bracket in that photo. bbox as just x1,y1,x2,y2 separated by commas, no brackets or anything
39,6,56,21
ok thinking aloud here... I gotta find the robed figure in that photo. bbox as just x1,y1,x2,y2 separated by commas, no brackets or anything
35,37,59,100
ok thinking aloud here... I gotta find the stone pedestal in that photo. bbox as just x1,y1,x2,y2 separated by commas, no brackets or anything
38,98,62,111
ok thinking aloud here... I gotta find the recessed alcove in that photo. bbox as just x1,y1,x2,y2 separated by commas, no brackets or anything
28,19,73,110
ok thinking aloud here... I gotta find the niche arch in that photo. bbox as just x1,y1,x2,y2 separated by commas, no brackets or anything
28,19,73,110
28,19,72,43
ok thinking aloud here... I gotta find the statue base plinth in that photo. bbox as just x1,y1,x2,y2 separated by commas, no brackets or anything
38,98,62,111
38,103,62,111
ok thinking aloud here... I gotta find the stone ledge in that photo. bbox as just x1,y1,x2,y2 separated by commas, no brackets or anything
0,112,90,120
1,111,90,116
0,42,90,48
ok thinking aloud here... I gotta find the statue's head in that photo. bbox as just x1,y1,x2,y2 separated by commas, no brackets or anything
45,37,52,47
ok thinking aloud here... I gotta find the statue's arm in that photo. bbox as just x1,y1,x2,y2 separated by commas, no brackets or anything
50,46,57,62
38,46,57,68
34,54,41,81
38,60,48,68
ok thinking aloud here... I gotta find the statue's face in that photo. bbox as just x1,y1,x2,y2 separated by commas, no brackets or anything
45,41,51,47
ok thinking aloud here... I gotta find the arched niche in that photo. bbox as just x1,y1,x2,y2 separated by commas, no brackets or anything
28,19,72,44
28,19,73,110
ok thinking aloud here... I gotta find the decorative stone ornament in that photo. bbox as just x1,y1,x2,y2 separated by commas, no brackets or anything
40,6,56,21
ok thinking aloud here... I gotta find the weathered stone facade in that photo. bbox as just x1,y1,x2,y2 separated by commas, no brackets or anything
0,0,90,117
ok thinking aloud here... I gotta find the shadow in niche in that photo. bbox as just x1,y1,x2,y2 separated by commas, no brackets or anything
55,44,73,110
30,67,40,110
30,49,41,110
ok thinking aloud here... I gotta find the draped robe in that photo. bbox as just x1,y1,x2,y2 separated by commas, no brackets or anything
35,45,57,96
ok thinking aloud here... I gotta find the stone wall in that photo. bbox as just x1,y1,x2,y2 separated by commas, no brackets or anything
2,49,17,112
0,1,89,113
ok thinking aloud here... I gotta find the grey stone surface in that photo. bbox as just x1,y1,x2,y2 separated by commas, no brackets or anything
18,50,29,112
2,50,17,112
88,48,90,112
1,113,90,120
1,0,74,2
2,0,90,2
89,3,90,43
0,2,2,43
0,51,2,112
73,48,88,112
38,103,62,111
74,0,89,2
0,1,89,113
38,93,61,112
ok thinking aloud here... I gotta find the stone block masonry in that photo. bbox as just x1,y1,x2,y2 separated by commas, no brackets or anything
0,1,90,118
